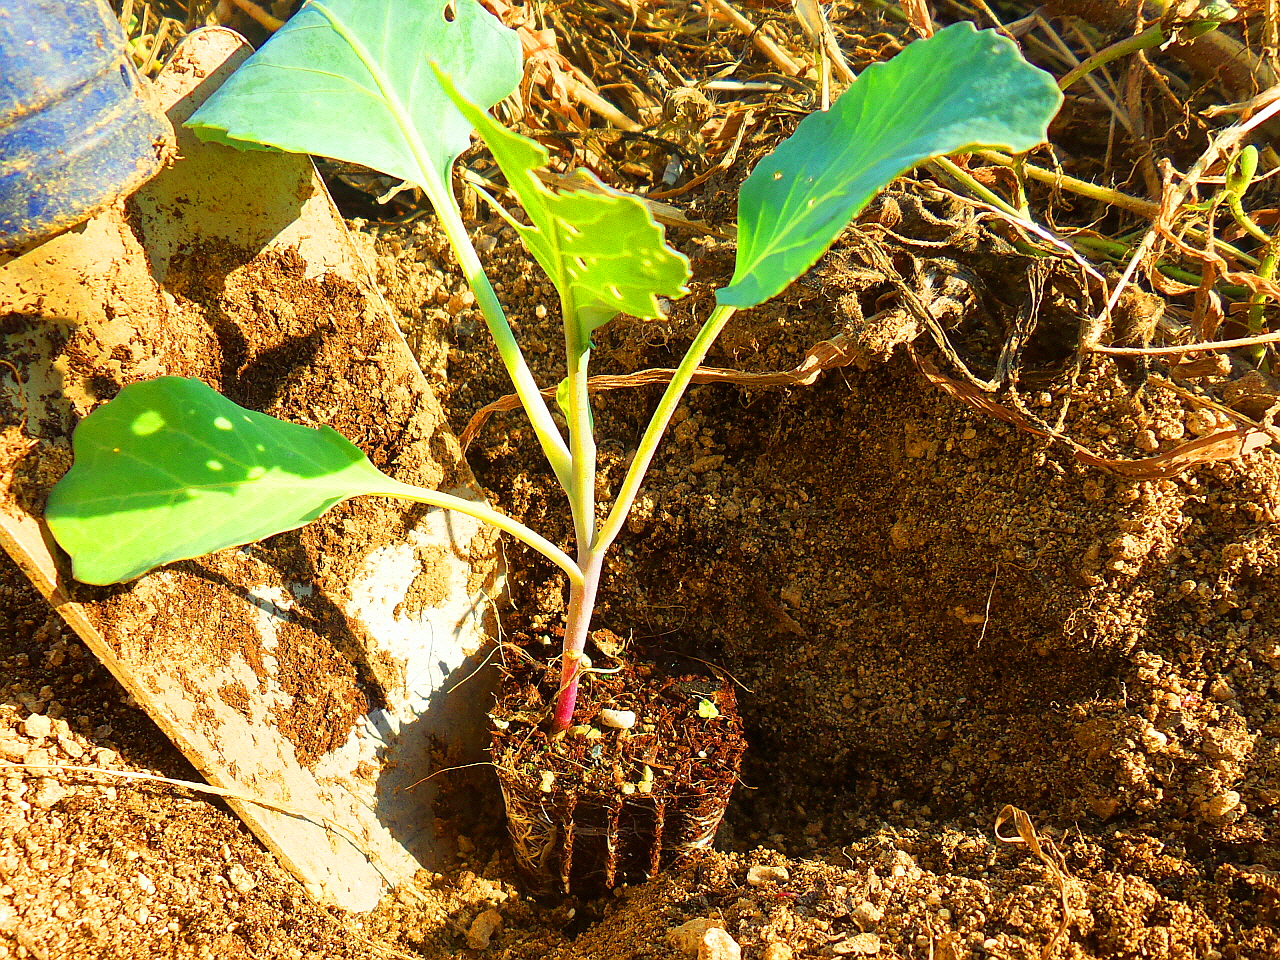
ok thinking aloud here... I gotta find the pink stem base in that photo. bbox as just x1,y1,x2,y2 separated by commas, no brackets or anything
549,553,603,733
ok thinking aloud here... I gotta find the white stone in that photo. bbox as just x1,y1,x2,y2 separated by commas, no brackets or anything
667,919,721,955
833,932,882,955
598,709,637,730
699,927,741,960
226,863,256,893
852,901,883,926
746,864,789,886
22,714,52,741
30,778,68,809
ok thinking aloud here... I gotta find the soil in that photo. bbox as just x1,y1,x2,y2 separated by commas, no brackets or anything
4,2,1280,958
490,632,747,895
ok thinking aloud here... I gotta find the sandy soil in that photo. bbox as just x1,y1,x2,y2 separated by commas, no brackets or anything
5,194,1280,956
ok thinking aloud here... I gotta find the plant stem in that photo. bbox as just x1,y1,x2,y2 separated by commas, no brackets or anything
1227,194,1272,245
1067,234,1249,292
1247,236,1280,349
929,155,1025,220
549,302,740,731
550,550,604,732
372,475,583,587
429,196,575,491
562,302,598,552
1057,24,1165,91
303,16,573,487
596,302,738,553
975,150,1260,268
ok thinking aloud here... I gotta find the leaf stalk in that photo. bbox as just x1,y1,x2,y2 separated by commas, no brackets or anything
427,193,576,493
375,476,583,586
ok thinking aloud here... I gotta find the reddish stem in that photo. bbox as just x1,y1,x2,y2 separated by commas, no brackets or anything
550,552,603,733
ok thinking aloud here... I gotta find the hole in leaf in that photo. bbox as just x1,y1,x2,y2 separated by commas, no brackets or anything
443,1,457,22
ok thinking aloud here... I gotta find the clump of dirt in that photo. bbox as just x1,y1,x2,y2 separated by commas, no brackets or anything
490,631,746,895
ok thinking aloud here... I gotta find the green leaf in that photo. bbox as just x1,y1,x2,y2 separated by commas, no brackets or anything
436,68,690,350
696,697,721,719
45,378,395,585
718,22,1063,308
185,0,521,193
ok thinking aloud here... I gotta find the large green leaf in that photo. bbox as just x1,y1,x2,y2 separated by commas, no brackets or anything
185,0,521,191
45,378,394,585
438,69,690,348
718,22,1062,308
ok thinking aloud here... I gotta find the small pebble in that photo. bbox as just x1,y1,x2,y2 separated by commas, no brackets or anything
746,864,789,886
699,927,741,960
853,901,883,926
668,919,721,955
226,863,256,893
466,908,503,950
762,944,793,960
598,709,637,730
1089,796,1119,819
1209,679,1236,702
833,932,881,955
1204,790,1242,820
1141,728,1169,753
22,714,52,741
30,778,68,809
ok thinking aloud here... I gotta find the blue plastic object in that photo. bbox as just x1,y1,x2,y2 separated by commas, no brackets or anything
0,0,172,250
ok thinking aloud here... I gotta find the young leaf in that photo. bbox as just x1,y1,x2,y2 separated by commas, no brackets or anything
436,69,690,352
185,0,521,193
45,378,395,585
717,22,1063,309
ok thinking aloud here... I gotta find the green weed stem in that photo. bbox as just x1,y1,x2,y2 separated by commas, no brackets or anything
1057,25,1165,91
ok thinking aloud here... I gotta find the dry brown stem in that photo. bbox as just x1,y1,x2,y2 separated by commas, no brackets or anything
460,331,865,449
1101,83,1280,323
994,805,1073,960
701,0,805,77
910,347,1272,478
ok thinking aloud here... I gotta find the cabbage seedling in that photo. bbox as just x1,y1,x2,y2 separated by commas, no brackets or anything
45,2,1061,732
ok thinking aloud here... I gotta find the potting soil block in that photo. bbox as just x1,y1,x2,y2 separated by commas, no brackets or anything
0,28,502,911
